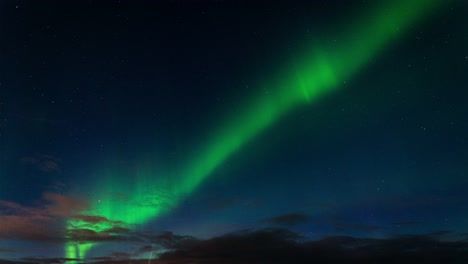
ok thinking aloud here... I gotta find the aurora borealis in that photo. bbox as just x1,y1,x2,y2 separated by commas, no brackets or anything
1,0,468,263
65,0,444,258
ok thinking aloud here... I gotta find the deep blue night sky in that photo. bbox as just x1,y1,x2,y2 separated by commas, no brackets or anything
1,0,468,263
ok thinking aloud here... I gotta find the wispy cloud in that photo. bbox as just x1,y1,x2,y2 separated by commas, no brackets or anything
392,221,421,226
20,154,62,173
262,212,311,226
21,257,81,264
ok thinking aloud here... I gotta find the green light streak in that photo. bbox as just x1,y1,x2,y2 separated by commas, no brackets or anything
66,0,442,259
175,0,441,196
66,243,94,264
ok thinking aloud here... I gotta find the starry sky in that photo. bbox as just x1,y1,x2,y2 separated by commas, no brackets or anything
1,0,468,263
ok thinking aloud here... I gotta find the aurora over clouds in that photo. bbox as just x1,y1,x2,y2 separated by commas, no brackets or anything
1,0,468,263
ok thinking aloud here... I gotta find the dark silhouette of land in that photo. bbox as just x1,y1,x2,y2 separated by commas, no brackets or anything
3,228,468,263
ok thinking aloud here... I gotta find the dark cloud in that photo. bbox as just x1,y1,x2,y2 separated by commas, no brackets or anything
65,223,196,245
90,256,114,262
70,214,109,224
392,221,421,226
139,231,199,249
332,222,384,233
103,226,132,234
152,229,468,264
70,260,137,264
429,230,453,237
65,228,125,243
263,212,311,226
20,154,61,173
65,221,132,243
109,251,132,259
325,216,384,233
20,257,81,264
67,214,131,240
0,260,36,264
134,245,158,256
5,228,468,264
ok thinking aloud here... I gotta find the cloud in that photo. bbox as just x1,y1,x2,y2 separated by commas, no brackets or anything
64,226,132,243
43,193,88,217
332,222,384,233
324,215,384,233
0,200,30,214
0,191,141,244
70,214,109,224
152,229,468,264
20,154,62,173
263,212,311,226
4,228,468,264
133,245,158,257
109,251,132,259
65,214,133,243
65,228,126,243
0,215,59,241
392,221,421,226
0,192,197,247
90,256,114,262
0,260,36,264
138,231,199,250
0,193,88,241
21,257,81,264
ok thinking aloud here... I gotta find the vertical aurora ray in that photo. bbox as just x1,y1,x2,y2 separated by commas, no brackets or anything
66,0,443,259
65,243,94,264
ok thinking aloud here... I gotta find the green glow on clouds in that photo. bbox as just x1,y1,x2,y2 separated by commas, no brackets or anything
66,0,442,259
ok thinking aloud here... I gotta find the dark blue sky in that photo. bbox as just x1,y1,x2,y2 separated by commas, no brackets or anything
1,0,468,262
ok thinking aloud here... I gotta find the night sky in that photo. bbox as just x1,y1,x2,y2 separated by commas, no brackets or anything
1,0,468,263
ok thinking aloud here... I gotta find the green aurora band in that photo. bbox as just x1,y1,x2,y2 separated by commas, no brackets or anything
66,0,443,259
